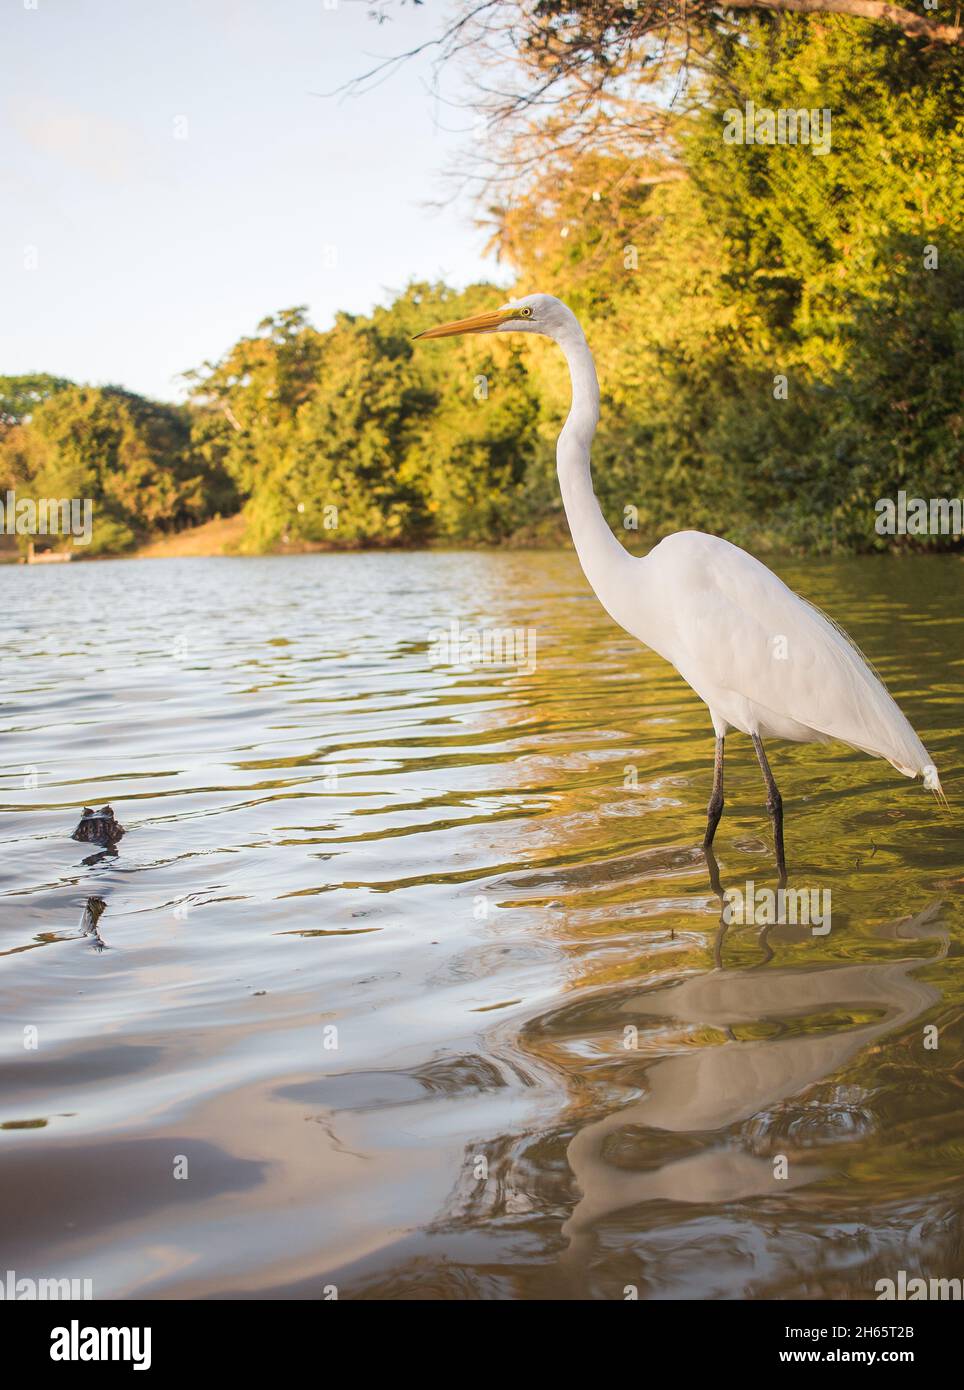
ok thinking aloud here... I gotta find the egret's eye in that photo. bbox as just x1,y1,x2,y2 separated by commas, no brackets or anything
518,307,533,319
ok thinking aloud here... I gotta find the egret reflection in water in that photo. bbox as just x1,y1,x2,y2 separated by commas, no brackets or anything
561,896,948,1259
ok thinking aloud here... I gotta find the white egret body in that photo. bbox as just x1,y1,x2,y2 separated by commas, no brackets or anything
416,294,943,872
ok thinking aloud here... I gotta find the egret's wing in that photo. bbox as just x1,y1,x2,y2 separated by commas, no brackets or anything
647,532,930,777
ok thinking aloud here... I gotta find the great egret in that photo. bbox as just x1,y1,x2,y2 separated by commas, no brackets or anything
415,294,944,877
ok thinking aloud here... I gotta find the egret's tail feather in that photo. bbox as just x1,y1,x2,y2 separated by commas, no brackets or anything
922,764,948,810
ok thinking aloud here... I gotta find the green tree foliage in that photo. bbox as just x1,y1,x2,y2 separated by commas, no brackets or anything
0,385,236,554
671,19,962,550
490,18,963,552
0,373,74,430
186,286,543,550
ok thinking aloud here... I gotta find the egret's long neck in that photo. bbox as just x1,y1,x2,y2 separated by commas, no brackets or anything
555,327,636,623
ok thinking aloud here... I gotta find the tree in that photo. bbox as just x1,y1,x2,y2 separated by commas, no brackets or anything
0,385,235,554
184,284,546,550
478,16,963,551
346,3,962,206
0,373,73,430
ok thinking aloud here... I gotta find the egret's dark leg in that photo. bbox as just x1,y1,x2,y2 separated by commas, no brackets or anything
704,845,727,967
702,736,725,852
704,844,724,901
751,733,787,883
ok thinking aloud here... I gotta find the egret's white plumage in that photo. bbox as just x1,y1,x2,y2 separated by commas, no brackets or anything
637,529,936,780
415,293,944,866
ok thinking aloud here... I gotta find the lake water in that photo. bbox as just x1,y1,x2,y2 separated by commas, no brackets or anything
1,549,961,1299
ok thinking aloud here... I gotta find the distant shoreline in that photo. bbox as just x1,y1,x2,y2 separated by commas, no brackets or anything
2,514,961,564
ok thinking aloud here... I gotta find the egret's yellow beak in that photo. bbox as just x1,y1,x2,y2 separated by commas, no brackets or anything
413,307,519,340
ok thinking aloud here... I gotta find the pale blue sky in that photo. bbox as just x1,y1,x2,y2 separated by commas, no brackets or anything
0,0,506,401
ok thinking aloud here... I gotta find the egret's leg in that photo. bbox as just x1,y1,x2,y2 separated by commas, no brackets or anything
704,844,724,899
702,736,725,852
704,846,727,968
751,733,787,882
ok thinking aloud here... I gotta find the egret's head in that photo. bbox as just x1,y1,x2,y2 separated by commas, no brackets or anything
414,293,577,343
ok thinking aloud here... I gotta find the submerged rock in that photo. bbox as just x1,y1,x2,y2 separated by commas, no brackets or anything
72,805,126,845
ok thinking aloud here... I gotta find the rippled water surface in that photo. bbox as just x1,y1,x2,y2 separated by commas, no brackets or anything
1,550,962,1299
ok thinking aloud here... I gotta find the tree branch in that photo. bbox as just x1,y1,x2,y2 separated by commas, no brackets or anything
722,0,962,44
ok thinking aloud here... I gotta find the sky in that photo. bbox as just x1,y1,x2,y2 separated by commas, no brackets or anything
0,0,507,402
